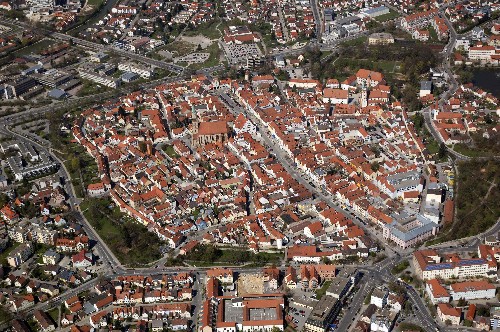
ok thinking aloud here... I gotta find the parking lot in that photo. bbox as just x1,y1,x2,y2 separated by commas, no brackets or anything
174,52,210,64
222,43,262,64
288,302,313,330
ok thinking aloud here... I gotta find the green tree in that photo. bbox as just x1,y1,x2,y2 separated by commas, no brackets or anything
404,301,412,315
412,113,425,131
438,143,447,159
69,157,80,172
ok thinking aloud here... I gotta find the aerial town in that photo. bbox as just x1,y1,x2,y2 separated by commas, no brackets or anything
0,0,498,331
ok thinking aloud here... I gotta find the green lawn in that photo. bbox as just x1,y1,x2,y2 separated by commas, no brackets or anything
47,307,59,326
391,260,410,275
341,36,368,47
86,0,105,6
76,79,111,97
63,143,99,198
184,20,222,39
315,281,332,299
376,60,400,73
426,139,439,154
14,39,55,56
165,41,196,57
428,25,438,42
453,144,492,158
0,241,21,265
374,10,400,22
183,244,282,267
189,42,221,70
163,145,180,158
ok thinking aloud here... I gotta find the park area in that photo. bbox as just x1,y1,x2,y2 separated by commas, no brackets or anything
429,159,499,244
80,198,163,266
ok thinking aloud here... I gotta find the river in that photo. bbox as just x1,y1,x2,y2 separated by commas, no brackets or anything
472,68,500,98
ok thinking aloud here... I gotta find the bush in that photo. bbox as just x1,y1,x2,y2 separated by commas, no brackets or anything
391,260,410,274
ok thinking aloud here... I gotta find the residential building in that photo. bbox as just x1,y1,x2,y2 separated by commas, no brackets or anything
7,242,33,268
437,303,461,325
368,33,395,45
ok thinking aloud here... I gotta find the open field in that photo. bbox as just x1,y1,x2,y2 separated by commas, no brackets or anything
184,20,222,40
374,10,400,22
14,38,55,56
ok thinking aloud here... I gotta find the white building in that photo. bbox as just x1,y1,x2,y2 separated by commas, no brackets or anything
413,249,493,280
450,280,496,301
425,279,450,304
468,45,496,62
7,242,33,267
370,286,389,308
118,62,155,79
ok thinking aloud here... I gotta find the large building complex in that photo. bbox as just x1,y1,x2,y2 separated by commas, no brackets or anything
413,249,495,280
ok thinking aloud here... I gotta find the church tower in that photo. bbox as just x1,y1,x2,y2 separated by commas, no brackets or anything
361,84,368,108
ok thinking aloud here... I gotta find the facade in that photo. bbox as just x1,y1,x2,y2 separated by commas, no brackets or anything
304,295,341,332
192,121,229,148
7,242,33,268
425,279,450,304
79,70,121,88
420,81,432,98
368,33,395,45
205,295,284,332
468,45,497,63
359,6,390,18
323,88,349,104
413,249,492,280
450,281,496,301
370,286,389,308
382,214,437,249
118,62,155,79
401,9,438,32
437,303,461,325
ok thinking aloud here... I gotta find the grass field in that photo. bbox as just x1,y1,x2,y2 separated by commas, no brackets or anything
341,36,368,47
76,79,111,97
453,144,492,158
374,10,400,22
86,0,105,6
184,20,222,39
315,281,332,299
47,307,59,326
189,42,220,70
182,244,283,267
14,39,55,56
426,139,439,154
0,241,20,265
165,40,196,57
427,159,499,244
163,145,180,158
